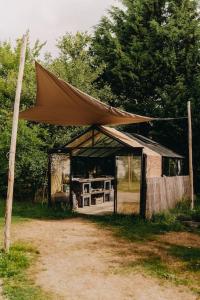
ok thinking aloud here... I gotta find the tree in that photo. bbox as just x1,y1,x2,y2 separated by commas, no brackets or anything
0,117,47,200
0,39,48,200
92,0,200,191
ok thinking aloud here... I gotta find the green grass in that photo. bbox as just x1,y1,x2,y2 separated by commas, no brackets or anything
136,255,177,280
174,197,200,222
0,242,51,300
168,244,200,272
117,180,140,193
83,212,184,242
0,199,77,225
135,244,200,294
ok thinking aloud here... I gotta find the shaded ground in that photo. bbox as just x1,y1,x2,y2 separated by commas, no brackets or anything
12,218,198,300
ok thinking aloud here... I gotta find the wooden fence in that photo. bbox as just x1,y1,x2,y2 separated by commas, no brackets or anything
146,176,190,217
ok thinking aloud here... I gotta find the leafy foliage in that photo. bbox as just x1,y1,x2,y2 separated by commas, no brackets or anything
0,118,47,199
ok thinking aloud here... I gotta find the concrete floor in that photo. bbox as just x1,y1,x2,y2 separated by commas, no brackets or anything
76,197,140,215
77,201,114,215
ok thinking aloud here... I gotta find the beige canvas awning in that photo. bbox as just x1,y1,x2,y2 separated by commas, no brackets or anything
19,62,153,126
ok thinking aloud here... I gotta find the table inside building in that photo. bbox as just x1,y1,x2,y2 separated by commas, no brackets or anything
72,177,115,207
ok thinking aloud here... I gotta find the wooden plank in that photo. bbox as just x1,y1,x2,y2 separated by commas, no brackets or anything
187,101,194,209
146,176,190,217
4,32,28,253
48,155,52,207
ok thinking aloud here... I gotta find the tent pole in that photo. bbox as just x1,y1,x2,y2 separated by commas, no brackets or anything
187,101,194,210
4,32,28,253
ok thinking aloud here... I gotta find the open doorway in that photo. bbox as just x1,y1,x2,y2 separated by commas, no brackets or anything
72,157,115,215
116,155,141,214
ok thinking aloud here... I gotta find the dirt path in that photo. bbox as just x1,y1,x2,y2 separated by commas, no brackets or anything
0,280,5,300
12,218,197,300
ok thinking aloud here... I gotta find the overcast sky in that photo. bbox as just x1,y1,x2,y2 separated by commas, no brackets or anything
0,0,118,56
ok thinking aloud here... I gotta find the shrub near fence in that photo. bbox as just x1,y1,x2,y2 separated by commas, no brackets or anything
146,176,190,217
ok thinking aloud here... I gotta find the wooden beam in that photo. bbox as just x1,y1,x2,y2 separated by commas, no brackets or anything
48,154,52,207
4,32,28,252
114,157,118,214
140,153,147,218
187,101,194,209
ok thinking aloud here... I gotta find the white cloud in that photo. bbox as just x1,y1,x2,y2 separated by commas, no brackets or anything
0,0,118,55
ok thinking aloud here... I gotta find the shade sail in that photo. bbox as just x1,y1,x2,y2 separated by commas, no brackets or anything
19,62,153,126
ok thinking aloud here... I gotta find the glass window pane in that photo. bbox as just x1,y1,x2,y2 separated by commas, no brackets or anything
66,130,93,148
117,155,141,214
94,132,123,148
51,154,70,204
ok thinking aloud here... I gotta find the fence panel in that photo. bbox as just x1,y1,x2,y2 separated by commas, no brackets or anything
146,176,190,217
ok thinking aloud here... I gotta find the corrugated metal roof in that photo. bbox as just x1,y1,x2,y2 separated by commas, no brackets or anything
122,132,184,158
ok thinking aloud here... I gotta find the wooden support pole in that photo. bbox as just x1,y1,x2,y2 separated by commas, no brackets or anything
47,155,52,207
4,32,28,253
128,156,131,190
187,101,194,210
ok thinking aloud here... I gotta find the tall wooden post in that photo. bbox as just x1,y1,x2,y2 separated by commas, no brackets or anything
187,101,194,210
4,33,28,252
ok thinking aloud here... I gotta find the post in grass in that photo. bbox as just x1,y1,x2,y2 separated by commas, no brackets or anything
4,32,28,253
187,101,194,210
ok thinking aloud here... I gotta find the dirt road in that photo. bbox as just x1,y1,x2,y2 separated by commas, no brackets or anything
12,218,197,300
0,280,5,300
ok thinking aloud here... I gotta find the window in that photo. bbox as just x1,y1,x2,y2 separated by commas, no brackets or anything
162,158,183,176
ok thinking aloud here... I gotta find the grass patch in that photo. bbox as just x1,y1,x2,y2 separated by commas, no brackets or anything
174,197,200,223
136,247,200,293
168,245,200,272
0,242,51,300
110,255,175,280
0,199,77,225
117,180,140,193
84,212,184,242
136,255,177,280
